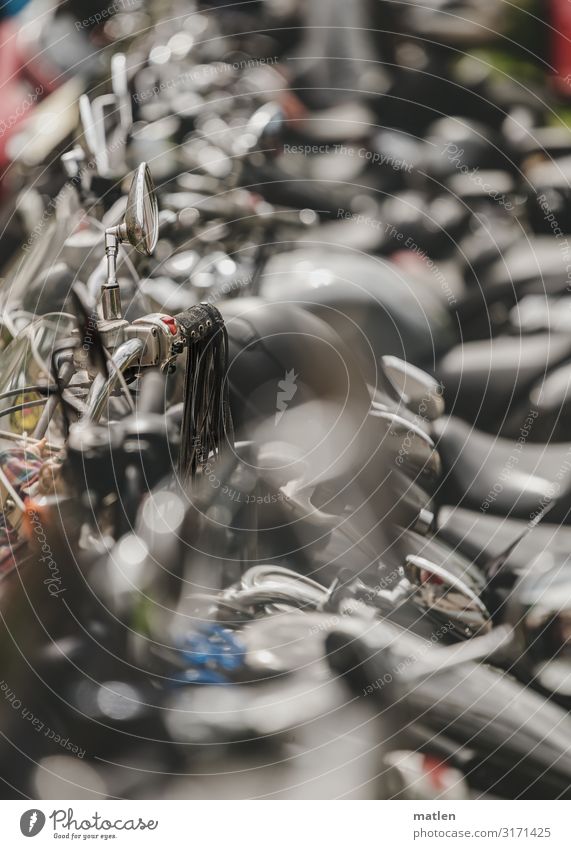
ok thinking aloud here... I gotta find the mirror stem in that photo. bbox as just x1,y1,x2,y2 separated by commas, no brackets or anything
103,227,125,321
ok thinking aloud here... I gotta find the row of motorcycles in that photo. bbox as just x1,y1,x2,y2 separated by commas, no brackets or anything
1,0,571,800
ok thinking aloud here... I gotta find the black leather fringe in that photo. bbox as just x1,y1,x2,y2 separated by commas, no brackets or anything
175,304,234,484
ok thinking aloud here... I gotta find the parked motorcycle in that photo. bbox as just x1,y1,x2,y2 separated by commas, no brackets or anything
2,0,571,804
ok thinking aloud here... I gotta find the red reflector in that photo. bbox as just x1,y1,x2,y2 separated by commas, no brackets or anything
161,316,178,335
420,568,444,586
422,755,449,790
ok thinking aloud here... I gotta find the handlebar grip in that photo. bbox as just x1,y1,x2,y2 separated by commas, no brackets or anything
137,370,167,415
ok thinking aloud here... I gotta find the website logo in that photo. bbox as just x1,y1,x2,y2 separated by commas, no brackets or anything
275,369,298,425
20,810,46,837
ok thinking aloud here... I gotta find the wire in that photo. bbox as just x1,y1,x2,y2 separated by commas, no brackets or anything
0,398,47,421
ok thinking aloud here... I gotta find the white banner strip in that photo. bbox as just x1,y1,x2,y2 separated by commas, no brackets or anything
2,799,570,848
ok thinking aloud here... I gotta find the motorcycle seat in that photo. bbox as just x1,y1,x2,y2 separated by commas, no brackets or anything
437,331,571,428
286,102,377,144
432,415,571,521
437,505,571,576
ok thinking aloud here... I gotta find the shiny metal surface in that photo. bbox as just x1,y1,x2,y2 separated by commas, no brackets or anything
85,337,144,421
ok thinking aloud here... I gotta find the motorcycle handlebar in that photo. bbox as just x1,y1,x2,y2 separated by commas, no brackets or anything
137,369,167,415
